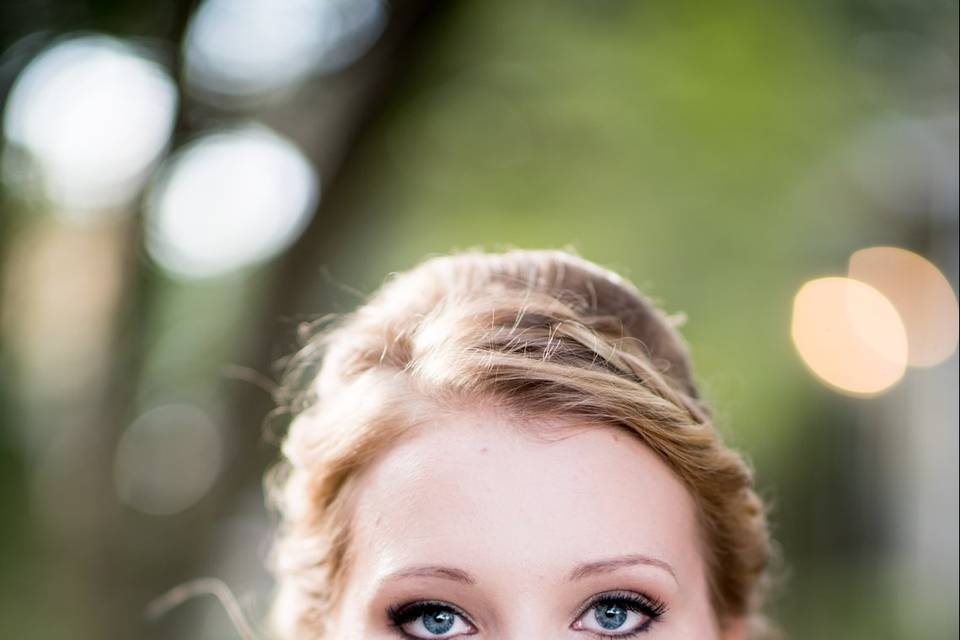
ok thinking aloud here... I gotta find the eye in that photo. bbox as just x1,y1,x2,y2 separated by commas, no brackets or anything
571,591,667,637
387,601,477,638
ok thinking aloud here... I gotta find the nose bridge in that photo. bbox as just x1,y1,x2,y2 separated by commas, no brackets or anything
497,618,564,640
500,628,565,640
488,582,568,640
500,633,559,640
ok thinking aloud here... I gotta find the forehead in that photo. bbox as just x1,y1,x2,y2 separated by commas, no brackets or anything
345,409,705,591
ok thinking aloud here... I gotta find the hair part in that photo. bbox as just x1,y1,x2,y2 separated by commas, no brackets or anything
266,248,775,639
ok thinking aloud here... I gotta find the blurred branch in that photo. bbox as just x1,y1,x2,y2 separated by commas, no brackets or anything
147,578,261,640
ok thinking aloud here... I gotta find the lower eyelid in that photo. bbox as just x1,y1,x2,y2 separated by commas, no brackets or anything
388,601,477,629
388,592,665,637
574,595,667,635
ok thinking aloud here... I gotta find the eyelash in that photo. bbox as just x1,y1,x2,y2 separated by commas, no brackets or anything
387,599,476,639
576,590,669,637
385,590,668,638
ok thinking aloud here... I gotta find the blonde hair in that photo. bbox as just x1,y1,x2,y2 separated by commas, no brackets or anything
266,248,774,639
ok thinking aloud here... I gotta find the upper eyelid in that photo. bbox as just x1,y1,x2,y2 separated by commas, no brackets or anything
573,590,664,619
390,589,665,632
392,599,478,627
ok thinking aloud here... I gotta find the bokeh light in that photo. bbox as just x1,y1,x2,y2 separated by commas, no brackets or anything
1,2,957,638
144,125,319,279
114,404,223,516
791,277,909,396
849,246,959,367
2,34,177,215
183,0,388,104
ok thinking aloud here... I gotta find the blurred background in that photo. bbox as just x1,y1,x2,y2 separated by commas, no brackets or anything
0,0,957,638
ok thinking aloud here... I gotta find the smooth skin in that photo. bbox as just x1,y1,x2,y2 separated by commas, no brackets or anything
326,408,746,640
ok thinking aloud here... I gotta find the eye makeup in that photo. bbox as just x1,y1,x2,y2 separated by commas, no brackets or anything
386,599,477,639
572,589,669,637
384,589,669,638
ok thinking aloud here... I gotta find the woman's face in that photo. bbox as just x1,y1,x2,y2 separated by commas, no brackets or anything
326,409,743,640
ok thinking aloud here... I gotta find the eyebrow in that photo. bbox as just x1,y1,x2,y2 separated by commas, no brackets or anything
381,565,476,585
566,553,679,585
380,554,678,587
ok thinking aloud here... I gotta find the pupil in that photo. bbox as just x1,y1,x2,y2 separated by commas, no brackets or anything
596,603,628,630
422,608,455,634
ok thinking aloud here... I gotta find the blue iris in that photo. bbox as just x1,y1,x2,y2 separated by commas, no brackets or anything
595,603,628,630
422,608,456,635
